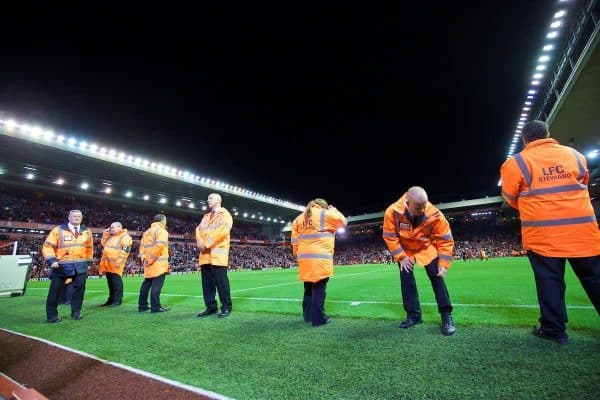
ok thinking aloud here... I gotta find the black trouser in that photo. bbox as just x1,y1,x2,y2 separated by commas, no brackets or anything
59,282,73,304
399,258,452,319
46,272,87,319
200,264,232,312
105,272,124,304
138,273,166,311
303,278,329,326
527,251,600,338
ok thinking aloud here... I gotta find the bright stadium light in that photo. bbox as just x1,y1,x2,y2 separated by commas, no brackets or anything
125,191,133,198
143,194,149,201
337,227,346,234
554,10,567,18
243,212,248,218
189,203,195,209
528,90,536,94
26,173,35,180
42,130,54,142
547,31,558,39
536,65,546,71
104,187,112,194
542,45,554,52
587,150,599,159
531,80,540,85
30,126,43,139
175,200,181,206
5,120,16,131
538,55,550,62
202,206,207,211
533,73,543,79
0,117,307,211
550,21,562,28
81,182,89,190
159,197,167,204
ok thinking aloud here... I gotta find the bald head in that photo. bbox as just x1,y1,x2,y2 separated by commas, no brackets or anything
406,186,428,216
407,186,428,203
207,193,222,210
109,222,123,235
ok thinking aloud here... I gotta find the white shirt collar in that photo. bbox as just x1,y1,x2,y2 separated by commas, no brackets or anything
68,223,80,232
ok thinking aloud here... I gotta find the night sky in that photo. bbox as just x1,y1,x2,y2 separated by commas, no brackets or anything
0,1,559,214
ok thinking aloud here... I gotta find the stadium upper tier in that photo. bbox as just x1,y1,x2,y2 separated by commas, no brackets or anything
0,122,303,225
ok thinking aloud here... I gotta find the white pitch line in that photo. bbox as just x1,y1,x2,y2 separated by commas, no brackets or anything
231,269,375,293
26,288,595,309
0,328,233,400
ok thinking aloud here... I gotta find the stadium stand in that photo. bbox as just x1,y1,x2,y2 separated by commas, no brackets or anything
1,185,532,281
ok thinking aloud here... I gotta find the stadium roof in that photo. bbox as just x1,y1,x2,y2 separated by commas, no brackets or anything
0,127,303,224
500,0,599,184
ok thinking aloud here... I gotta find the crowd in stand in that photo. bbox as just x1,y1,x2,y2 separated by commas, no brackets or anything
0,191,268,239
1,189,530,281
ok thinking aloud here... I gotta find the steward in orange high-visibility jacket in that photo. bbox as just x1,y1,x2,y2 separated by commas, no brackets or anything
42,209,93,323
138,214,170,313
291,198,346,327
98,222,132,307
500,120,600,345
196,193,234,318
382,187,456,336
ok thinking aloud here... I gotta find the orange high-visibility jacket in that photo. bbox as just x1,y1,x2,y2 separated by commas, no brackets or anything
42,223,94,277
196,208,233,267
99,229,133,276
500,138,600,257
382,194,454,269
291,206,347,282
139,222,169,278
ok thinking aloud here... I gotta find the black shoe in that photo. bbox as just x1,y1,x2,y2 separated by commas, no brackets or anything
138,306,150,312
441,313,456,336
109,302,122,307
100,301,112,307
71,314,83,320
151,307,170,313
197,309,218,318
217,309,231,318
313,317,332,327
532,326,568,345
46,317,62,323
399,317,422,329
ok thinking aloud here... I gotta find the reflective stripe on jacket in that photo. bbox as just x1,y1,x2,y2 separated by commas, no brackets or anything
140,222,169,278
99,229,133,276
196,208,233,267
291,206,347,282
500,138,600,257
42,223,94,277
382,193,454,269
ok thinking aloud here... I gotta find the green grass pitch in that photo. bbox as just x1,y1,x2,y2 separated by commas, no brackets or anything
1,257,599,399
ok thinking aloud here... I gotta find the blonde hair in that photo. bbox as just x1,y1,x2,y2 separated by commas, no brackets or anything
304,198,328,224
